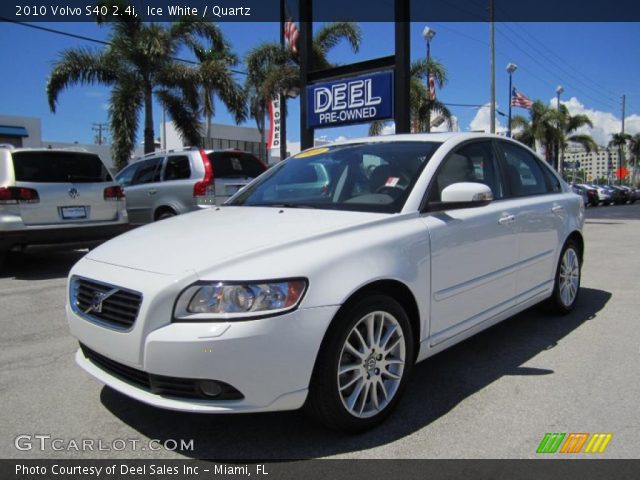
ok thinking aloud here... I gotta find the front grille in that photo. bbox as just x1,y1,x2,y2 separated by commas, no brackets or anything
71,277,142,330
80,344,244,401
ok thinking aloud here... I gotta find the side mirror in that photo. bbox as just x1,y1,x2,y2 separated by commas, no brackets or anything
428,182,493,211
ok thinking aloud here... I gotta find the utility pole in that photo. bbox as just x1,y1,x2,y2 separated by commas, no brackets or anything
92,123,108,145
620,94,626,185
489,0,496,134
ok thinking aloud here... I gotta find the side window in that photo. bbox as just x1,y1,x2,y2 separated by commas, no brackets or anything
115,163,138,187
539,161,563,193
164,156,191,181
131,158,162,186
501,143,548,196
429,141,504,202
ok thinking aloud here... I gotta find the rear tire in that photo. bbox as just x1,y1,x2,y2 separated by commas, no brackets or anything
544,240,581,315
155,209,176,221
305,294,414,433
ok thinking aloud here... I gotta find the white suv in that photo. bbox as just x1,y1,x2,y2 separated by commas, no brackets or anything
0,147,128,267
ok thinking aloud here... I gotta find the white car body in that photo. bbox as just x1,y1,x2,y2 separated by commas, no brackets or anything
66,133,585,418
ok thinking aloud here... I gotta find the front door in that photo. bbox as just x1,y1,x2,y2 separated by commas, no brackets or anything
421,140,520,345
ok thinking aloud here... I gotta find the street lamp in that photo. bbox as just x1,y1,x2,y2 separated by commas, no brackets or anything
422,26,436,132
556,85,564,109
506,63,517,138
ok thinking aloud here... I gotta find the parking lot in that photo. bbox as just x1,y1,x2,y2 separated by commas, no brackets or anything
2,204,639,459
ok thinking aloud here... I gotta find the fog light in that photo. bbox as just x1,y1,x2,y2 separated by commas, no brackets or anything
199,380,223,398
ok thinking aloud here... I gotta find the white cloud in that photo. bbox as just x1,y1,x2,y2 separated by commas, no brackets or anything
468,103,506,134
333,135,348,143
286,140,301,156
551,96,640,147
381,123,395,135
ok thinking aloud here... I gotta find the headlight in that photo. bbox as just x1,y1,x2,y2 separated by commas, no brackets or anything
173,279,307,321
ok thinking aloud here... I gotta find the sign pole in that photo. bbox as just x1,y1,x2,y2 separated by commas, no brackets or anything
299,0,313,150
394,0,410,134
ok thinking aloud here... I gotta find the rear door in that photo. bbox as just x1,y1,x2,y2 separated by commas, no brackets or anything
422,140,521,344
208,151,266,204
11,151,117,226
496,141,565,299
159,154,194,213
118,157,163,224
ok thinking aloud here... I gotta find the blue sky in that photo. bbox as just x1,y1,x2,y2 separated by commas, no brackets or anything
1,21,639,150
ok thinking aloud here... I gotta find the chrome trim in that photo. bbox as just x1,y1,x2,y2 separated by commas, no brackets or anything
69,275,142,332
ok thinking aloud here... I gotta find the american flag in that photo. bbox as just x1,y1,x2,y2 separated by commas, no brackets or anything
428,74,436,100
511,88,533,109
284,18,299,56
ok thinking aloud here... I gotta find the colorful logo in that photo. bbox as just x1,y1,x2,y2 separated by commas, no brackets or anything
537,433,612,454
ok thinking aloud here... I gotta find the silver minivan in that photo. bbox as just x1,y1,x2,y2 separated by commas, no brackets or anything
116,148,266,225
0,147,128,266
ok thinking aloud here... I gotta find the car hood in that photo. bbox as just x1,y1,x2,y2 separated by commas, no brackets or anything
87,206,386,275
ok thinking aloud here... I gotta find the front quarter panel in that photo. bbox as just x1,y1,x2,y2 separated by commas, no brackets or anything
195,213,431,342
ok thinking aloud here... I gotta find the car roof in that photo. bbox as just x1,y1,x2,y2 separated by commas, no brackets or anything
328,132,509,146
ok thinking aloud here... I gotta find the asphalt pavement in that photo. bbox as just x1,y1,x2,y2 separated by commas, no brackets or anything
1,204,639,459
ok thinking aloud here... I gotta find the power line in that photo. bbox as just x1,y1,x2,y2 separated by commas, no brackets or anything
500,22,620,104
2,18,248,76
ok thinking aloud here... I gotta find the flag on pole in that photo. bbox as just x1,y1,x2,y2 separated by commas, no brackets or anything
283,12,299,56
428,74,436,100
511,88,533,109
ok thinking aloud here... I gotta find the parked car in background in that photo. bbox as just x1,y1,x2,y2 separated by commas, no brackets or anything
0,146,128,268
116,148,266,225
592,185,613,205
608,185,630,205
618,185,636,204
571,184,588,207
575,184,599,207
67,133,585,432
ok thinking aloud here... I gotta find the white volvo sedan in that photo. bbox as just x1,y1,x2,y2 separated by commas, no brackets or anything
67,133,584,432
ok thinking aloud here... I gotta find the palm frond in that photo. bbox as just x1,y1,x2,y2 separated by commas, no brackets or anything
108,75,143,171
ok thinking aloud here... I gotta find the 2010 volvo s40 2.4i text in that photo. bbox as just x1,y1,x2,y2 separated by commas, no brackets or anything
67,133,584,432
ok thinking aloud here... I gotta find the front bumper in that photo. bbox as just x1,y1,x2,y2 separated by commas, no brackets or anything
67,261,338,413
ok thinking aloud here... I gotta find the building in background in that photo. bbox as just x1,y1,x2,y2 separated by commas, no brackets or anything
564,147,620,183
0,114,42,148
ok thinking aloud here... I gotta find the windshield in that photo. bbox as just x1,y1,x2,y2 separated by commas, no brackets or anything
227,141,441,213
12,151,112,183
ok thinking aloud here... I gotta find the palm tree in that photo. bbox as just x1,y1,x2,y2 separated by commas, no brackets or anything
369,58,452,136
47,12,231,170
193,44,246,147
244,22,362,156
512,102,596,172
608,132,631,184
628,133,640,186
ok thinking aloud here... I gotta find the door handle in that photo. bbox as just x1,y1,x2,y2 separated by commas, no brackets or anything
147,189,158,195
498,214,515,225
552,205,565,214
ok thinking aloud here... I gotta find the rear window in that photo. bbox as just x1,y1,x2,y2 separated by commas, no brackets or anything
208,152,265,179
12,151,111,183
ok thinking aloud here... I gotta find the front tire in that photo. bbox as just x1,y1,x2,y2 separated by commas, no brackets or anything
544,240,581,314
305,294,414,432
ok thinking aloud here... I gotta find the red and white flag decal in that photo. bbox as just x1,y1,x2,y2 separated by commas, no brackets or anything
428,74,436,100
511,88,533,109
284,18,299,55
267,97,281,152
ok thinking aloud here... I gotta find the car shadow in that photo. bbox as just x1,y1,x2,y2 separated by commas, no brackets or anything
100,287,611,460
0,248,87,280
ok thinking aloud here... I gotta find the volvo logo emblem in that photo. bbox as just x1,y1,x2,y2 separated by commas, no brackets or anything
85,288,118,314
68,188,80,199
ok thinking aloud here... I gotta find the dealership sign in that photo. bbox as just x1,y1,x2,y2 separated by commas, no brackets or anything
306,71,393,129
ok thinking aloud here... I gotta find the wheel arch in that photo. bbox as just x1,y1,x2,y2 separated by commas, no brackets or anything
153,205,178,221
316,279,422,367
565,230,585,265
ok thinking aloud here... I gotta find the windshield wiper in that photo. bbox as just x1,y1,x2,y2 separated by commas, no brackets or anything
258,203,317,209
